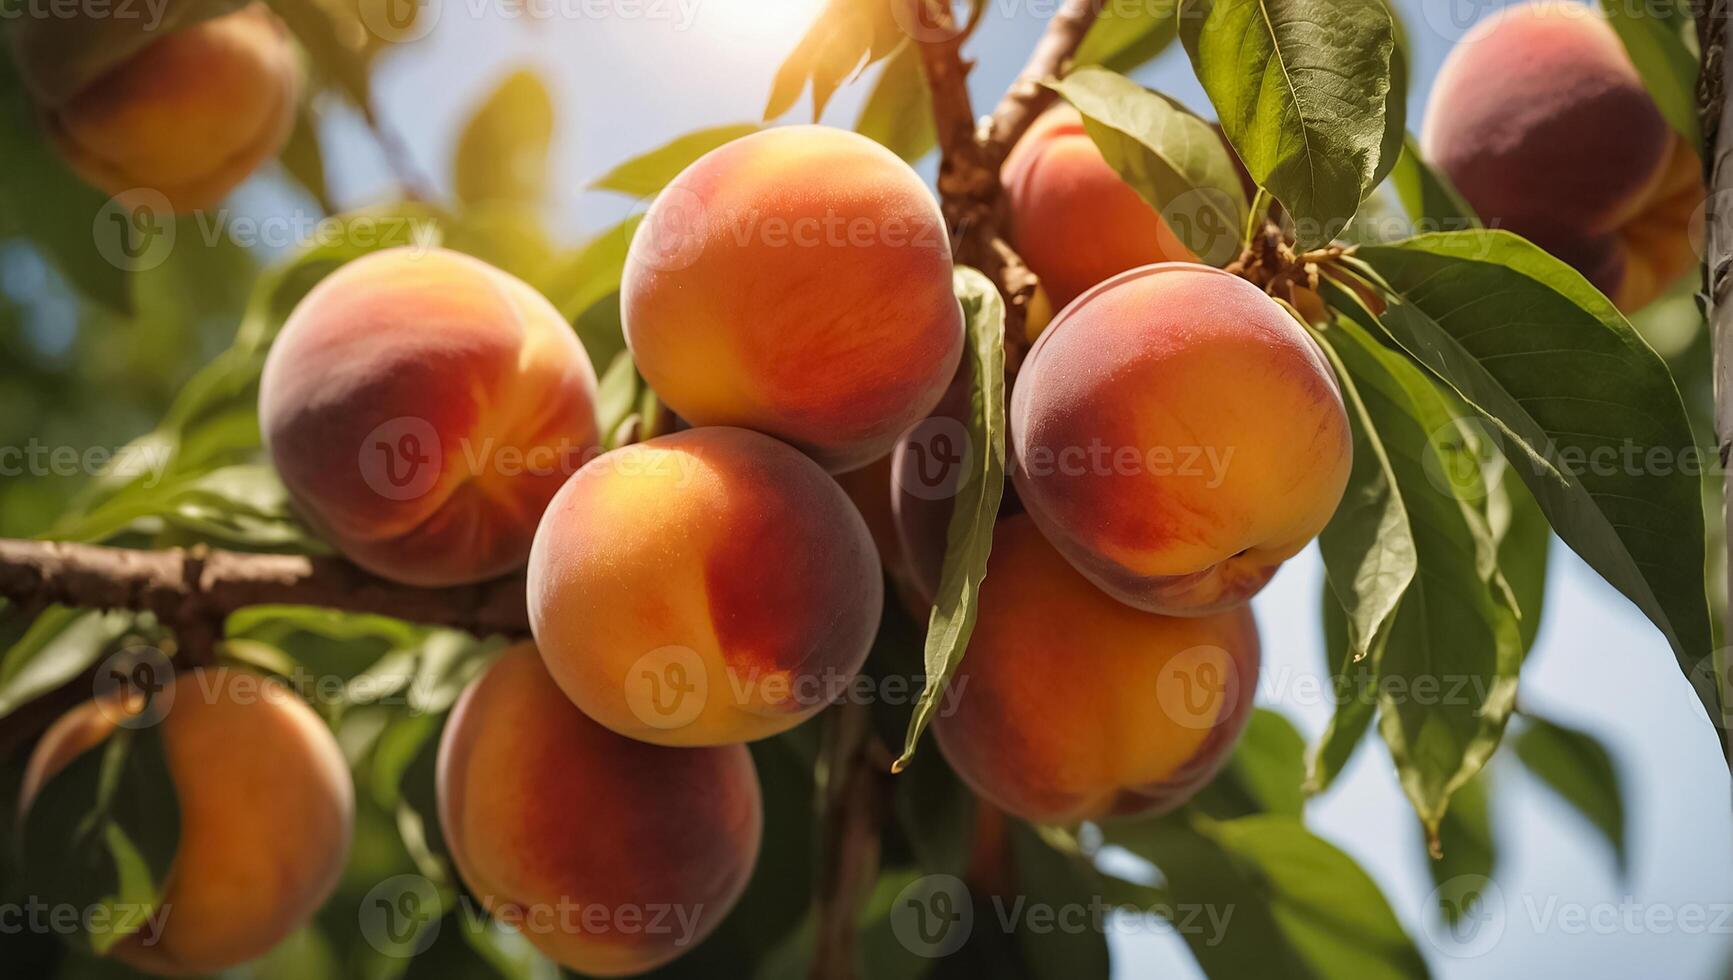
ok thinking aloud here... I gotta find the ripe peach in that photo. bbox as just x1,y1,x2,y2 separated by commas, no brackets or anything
1001,106,1201,310
933,515,1260,824
1421,1,1702,311
437,645,761,977
15,3,301,211
260,247,599,587
527,426,882,746
622,125,963,473
1010,263,1350,616
20,668,352,975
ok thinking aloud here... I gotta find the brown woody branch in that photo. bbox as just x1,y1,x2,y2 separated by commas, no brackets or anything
0,539,531,638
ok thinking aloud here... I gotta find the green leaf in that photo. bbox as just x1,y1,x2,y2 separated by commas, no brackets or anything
1312,312,1417,665
764,0,903,122
1196,707,1307,818
0,609,134,719
1307,584,1377,794
1073,0,1180,72
1353,232,1714,725
1427,770,1494,924
541,216,641,351
1600,0,1700,145
1490,474,1550,653
281,98,335,214
265,0,373,107
1111,812,1429,979
1008,823,1111,979
591,124,761,198
855,42,935,163
1388,135,1477,231
1178,0,1401,248
1515,713,1627,876
894,267,1007,771
17,725,180,956
1312,294,1523,838
1046,66,1248,266
454,69,554,206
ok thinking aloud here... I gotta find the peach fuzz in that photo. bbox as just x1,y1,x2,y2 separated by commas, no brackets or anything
20,668,352,976
260,247,599,588
1010,263,1350,616
622,125,964,473
1001,106,1201,310
437,645,761,977
17,3,301,212
1421,1,1702,312
932,516,1260,824
527,426,882,746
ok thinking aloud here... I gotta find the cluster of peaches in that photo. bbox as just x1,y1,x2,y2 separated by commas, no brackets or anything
13,1,1702,976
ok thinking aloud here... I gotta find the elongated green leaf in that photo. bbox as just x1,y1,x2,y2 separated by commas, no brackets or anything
894,267,1006,771
1047,67,1248,266
764,0,904,122
1490,474,1550,653
1073,0,1180,72
1179,0,1400,248
1600,0,1699,145
1111,811,1429,979
1314,294,1523,837
1308,584,1377,794
1389,134,1477,231
855,42,935,163
454,69,554,206
591,124,761,198
0,608,134,718
1197,707,1307,818
1515,713,1627,875
1428,771,1494,923
1353,232,1714,724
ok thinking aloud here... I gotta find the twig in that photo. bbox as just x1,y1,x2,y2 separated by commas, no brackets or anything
981,0,1101,164
0,539,531,637
808,701,893,980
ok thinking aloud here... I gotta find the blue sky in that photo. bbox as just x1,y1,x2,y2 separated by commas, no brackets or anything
282,0,1733,975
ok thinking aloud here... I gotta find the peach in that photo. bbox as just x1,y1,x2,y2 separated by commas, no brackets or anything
1010,263,1350,616
622,125,963,473
933,515,1260,824
1001,106,1201,310
15,3,301,212
527,426,882,746
20,668,352,975
1421,1,1702,312
260,247,599,587
437,645,761,977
